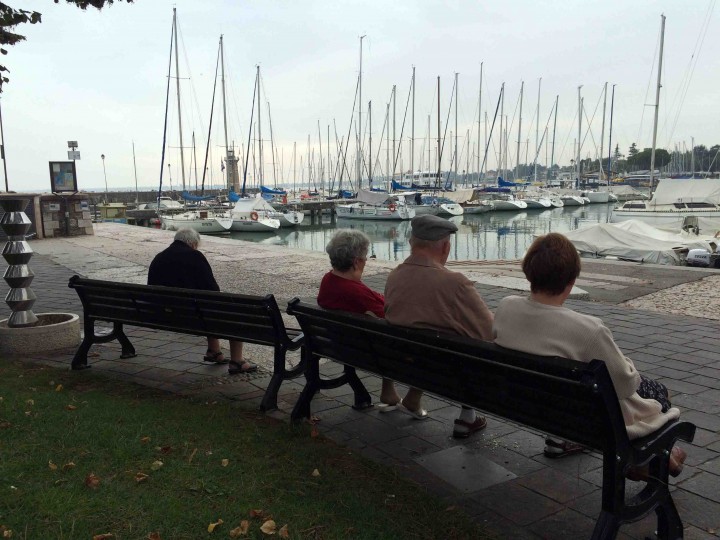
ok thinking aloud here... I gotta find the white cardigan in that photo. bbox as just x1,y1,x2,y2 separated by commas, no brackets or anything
493,296,680,440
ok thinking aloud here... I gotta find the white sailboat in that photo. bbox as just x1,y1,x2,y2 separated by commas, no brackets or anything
610,15,720,228
336,190,415,221
159,11,231,235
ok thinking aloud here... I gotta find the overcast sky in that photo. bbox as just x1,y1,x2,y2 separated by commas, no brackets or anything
4,0,718,192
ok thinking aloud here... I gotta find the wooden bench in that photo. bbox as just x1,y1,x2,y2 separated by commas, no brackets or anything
286,298,696,540
68,276,304,411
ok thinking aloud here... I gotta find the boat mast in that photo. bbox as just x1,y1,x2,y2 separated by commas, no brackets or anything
257,65,263,186
477,62,482,185
172,8,186,192
411,66,415,178
607,84,616,178
357,35,366,188
436,76,441,185
219,35,233,191
649,14,666,194
599,82,607,183
192,132,198,191
132,140,139,204
691,136,695,177
368,100,372,184
268,102,278,187
499,82,504,179
455,72,459,183
293,141,297,195
516,80,523,181
392,85,396,181
551,95,558,182
535,77,541,182
577,85,582,187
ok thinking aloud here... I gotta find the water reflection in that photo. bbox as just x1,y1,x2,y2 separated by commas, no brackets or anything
232,204,613,262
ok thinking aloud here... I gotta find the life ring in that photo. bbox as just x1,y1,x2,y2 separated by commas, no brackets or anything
388,203,397,212
250,211,259,221
431,199,439,208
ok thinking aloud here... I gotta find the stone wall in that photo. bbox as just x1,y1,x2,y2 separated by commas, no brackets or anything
39,193,94,238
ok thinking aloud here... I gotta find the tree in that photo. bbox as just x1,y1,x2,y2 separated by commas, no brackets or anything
626,147,671,171
628,143,639,157
0,1,132,92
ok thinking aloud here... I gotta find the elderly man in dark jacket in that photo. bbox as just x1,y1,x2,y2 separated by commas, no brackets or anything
148,228,257,374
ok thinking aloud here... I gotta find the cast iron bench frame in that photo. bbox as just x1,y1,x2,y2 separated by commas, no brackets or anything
68,276,304,411
286,298,696,540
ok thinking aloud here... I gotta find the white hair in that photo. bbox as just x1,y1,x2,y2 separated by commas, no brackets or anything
174,228,201,247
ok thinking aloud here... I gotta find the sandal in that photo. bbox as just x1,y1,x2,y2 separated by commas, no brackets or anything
543,438,585,459
228,359,258,375
203,350,228,364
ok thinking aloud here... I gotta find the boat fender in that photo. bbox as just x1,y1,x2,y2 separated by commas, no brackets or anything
388,203,397,212
432,199,439,208
250,211,259,221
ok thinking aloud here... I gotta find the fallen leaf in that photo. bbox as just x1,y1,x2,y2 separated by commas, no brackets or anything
134,472,149,483
55,384,63,392
65,405,77,411
62,462,76,471
279,524,289,538
26,399,34,406
188,448,197,463
48,461,57,471
54,479,69,486
207,518,223,533
311,469,320,477
140,436,151,444
159,446,173,455
147,532,161,540
85,473,101,489
229,522,249,538
0,422,11,429
92,534,113,540
260,520,276,535
249,509,264,519
24,411,31,416
150,460,163,471
0,526,11,538
310,426,319,438
88,352,100,358
221,459,229,467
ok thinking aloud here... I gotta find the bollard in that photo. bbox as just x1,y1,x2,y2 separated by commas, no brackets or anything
1,197,37,327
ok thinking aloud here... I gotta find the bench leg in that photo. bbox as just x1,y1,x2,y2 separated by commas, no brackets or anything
72,317,95,370
291,352,320,421
591,510,620,540
655,497,683,540
261,346,287,412
114,323,136,359
344,367,372,410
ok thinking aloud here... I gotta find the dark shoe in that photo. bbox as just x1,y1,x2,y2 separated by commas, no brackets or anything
228,359,258,375
669,446,687,477
544,438,585,459
203,350,228,364
453,416,487,438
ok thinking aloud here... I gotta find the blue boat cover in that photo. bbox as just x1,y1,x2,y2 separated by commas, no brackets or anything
228,190,241,202
391,180,414,191
181,191,214,201
498,176,530,187
260,185,287,195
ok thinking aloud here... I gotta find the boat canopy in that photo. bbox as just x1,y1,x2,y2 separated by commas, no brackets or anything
498,176,530,188
181,191,214,201
651,178,720,205
438,189,474,203
231,196,276,213
260,185,287,195
391,180,414,191
357,189,397,205
564,220,715,265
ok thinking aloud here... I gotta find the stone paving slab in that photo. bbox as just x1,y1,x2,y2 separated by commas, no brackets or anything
2,228,720,538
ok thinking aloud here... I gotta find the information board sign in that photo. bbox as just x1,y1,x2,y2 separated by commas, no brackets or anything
48,161,78,193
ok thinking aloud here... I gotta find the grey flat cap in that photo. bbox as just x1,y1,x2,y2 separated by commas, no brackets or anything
411,215,458,241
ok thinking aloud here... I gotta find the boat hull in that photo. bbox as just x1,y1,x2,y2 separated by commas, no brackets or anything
161,213,233,234
230,217,280,232
436,203,464,216
560,196,586,206
611,208,720,227
336,204,414,220
490,200,528,211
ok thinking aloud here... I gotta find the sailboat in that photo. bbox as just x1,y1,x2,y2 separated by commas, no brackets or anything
159,10,232,234
611,15,720,227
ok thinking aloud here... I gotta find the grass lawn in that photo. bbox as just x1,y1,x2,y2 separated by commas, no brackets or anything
0,360,493,539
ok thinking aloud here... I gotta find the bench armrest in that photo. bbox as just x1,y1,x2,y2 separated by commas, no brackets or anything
630,420,696,465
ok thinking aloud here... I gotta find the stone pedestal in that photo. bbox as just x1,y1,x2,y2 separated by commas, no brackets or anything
39,193,94,238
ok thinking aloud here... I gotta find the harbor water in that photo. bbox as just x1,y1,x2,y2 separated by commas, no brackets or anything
230,204,614,262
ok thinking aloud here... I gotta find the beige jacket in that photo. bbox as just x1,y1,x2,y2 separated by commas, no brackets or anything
493,296,680,439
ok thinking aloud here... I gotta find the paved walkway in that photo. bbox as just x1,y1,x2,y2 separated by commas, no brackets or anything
3,227,720,539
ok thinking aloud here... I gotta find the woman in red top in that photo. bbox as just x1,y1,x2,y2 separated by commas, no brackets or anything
318,230,401,407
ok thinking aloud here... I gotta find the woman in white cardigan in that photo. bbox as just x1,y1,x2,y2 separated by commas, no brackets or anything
493,232,686,477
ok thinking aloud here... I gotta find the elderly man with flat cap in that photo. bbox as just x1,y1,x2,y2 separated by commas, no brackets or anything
380,214,494,438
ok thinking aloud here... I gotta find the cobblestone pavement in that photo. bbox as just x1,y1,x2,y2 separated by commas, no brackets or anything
3,224,720,539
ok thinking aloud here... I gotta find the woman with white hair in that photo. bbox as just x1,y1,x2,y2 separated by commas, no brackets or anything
148,228,257,375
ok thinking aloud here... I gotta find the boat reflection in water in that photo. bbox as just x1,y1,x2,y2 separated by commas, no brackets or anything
233,204,613,262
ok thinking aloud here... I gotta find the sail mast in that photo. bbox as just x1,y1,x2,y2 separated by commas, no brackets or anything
357,35,366,188
436,76,441,184
607,85,615,178
535,77,541,182
172,8,186,192
477,63,482,184
516,80,523,181
411,66,415,178
368,101,373,184
551,95,558,182
599,82,607,183
257,65,263,186
649,14,666,194
219,35,232,190
454,72,458,183
499,82,504,179
577,85,582,187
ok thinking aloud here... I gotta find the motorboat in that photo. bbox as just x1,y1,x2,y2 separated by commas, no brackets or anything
230,198,281,232
336,190,415,220
160,209,233,234
580,190,611,204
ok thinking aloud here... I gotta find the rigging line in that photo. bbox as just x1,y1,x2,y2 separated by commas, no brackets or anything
580,88,604,158
371,88,394,179
177,18,207,144
665,0,716,145
530,100,557,168
240,67,258,197
479,86,503,179
637,22,663,145
437,75,457,181
157,17,175,206
338,74,361,193
200,43,221,195
556,107,578,167
391,71,415,179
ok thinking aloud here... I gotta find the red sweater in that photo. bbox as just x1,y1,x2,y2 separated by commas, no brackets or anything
317,271,385,318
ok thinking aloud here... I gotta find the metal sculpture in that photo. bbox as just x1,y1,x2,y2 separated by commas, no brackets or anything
1,197,37,327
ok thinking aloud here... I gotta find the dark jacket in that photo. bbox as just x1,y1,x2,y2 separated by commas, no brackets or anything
147,240,220,291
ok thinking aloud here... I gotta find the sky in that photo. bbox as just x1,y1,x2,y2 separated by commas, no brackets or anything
3,0,718,192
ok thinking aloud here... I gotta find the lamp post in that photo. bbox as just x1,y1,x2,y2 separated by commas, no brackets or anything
101,154,109,204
